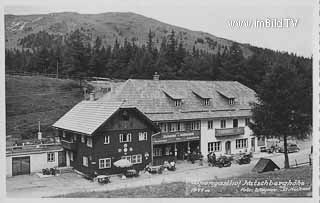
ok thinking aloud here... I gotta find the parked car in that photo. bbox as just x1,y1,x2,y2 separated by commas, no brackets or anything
278,143,300,153
215,156,232,168
264,145,281,153
163,161,176,171
260,146,267,152
236,154,251,165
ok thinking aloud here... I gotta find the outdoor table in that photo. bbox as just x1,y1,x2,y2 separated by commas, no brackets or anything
125,169,138,177
149,166,161,173
96,175,110,183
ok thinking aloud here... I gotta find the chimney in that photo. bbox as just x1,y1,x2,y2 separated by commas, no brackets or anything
89,92,95,101
153,72,160,80
38,120,42,140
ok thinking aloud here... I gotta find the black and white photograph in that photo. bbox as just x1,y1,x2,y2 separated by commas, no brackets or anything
1,0,316,200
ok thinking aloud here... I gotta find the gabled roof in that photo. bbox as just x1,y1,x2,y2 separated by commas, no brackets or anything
52,101,123,135
99,79,257,121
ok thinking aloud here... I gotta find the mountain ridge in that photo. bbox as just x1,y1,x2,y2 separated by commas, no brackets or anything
5,11,253,57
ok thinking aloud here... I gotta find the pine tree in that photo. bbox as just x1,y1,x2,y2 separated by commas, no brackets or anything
250,62,312,169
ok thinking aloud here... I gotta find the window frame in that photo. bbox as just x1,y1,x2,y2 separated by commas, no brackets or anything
208,142,221,152
233,119,238,128
220,120,226,128
121,155,132,162
120,133,132,143
104,135,110,144
153,148,162,157
236,138,248,149
83,156,89,167
138,132,148,141
81,135,85,143
86,137,93,147
99,158,111,169
131,154,142,164
47,152,55,162
204,98,210,106
208,120,213,129
175,99,182,106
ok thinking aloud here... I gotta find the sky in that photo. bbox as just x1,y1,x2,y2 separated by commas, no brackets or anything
3,0,314,57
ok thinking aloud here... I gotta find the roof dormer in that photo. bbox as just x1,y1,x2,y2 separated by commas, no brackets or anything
217,90,237,105
192,88,211,106
162,88,184,107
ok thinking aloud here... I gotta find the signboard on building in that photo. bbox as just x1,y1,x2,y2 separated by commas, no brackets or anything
152,131,200,144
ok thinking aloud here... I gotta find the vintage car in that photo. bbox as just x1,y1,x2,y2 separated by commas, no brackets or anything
278,143,300,153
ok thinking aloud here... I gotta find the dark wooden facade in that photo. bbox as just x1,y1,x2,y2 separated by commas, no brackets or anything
59,108,158,176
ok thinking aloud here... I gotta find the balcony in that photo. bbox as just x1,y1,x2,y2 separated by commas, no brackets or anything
61,140,77,151
215,127,245,137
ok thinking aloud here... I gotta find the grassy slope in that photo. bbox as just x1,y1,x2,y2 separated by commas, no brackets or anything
56,166,312,198
6,75,83,145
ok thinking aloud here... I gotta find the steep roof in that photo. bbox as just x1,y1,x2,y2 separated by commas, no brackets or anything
52,101,123,135
99,79,257,121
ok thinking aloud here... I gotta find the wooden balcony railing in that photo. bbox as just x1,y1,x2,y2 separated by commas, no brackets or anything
61,140,77,151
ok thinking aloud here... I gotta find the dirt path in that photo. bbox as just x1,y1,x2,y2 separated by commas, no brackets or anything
6,148,311,198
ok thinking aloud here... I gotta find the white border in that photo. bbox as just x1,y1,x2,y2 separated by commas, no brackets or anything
0,0,318,203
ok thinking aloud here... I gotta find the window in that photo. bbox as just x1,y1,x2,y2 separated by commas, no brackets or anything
47,152,55,162
139,132,148,141
83,156,88,167
73,134,77,142
62,131,66,138
121,155,131,162
104,136,110,144
229,98,235,105
168,123,175,132
120,133,132,143
220,120,226,128
175,99,182,106
204,98,210,106
258,137,265,146
159,123,167,132
236,139,248,149
233,119,238,128
177,122,181,131
99,158,111,169
153,148,162,157
165,146,171,155
70,152,74,161
86,137,92,147
81,135,85,143
208,142,221,152
190,121,200,130
245,118,250,126
131,154,142,164
208,120,213,129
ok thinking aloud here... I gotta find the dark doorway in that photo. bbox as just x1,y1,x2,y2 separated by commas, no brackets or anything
225,141,231,154
233,119,238,127
251,138,255,152
12,156,30,176
58,151,66,167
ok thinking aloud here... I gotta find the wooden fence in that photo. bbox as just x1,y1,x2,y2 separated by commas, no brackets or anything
290,154,312,168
